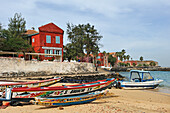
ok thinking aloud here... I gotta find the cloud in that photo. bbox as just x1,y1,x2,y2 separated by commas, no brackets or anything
1,0,170,66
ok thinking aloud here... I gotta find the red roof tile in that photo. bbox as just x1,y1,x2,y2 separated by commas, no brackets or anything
25,30,38,35
39,23,64,34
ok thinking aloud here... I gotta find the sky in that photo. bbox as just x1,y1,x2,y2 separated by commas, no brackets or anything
0,0,170,67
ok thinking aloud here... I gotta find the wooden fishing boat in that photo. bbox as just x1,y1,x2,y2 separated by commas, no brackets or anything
0,78,115,102
0,77,62,94
119,70,163,89
33,90,107,106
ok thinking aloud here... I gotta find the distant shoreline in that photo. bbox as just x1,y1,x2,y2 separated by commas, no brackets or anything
111,66,170,72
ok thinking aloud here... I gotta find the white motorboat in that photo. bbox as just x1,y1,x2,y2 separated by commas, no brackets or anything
119,70,163,89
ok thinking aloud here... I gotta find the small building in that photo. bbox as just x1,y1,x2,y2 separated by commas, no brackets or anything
96,53,110,67
124,60,158,66
29,23,64,61
96,53,104,67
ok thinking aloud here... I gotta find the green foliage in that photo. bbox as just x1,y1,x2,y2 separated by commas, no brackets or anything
140,56,143,61
2,38,31,52
66,23,102,60
0,13,31,53
108,55,117,66
8,13,26,39
150,62,156,66
48,57,54,61
143,63,149,67
132,63,136,67
126,63,130,67
137,64,142,67
127,55,130,61
119,62,125,67
123,55,127,61
116,49,126,61
121,49,126,55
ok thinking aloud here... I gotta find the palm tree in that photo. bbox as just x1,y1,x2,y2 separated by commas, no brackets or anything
121,49,126,56
120,55,123,61
102,51,107,67
140,56,143,61
127,55,130,61
123,55,127,61
115,52,121,60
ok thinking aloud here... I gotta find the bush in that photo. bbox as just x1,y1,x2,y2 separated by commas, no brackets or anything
137,64,142,67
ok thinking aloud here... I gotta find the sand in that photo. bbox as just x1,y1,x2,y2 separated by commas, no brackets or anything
0,88,170,113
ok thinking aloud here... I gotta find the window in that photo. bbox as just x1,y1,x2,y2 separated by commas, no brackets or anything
97,56,100,59
56,36,60,44
44,49,53,57
46,35,51,43
32,38,35,43
131,72,140,81
59,50,62,55
54,50,61,55
143,72,153,81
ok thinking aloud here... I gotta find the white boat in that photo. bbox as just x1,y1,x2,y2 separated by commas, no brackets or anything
119,70,163,89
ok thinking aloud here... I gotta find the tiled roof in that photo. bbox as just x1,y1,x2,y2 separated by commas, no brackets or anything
109,52,116,55
25,30,38,35
39,23,64,34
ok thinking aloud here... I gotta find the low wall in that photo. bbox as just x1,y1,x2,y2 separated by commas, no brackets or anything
0,57,96,77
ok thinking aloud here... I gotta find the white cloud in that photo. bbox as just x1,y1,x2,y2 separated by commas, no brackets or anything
1,0,170,67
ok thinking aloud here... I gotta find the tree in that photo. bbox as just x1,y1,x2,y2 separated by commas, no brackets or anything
137,64,142,67
1,13,32,54
115,52,121,60
132,63,136,67
123,55,127,61
0,23,4,49
140,56,143,61
121,49,126,55
150,61,156,66
66,23,102,60
120,55,123,61
2,38,31,52
108,55,117,66
127,55,130,61
0,23,2,30
8,13,26,39
126,63,130,67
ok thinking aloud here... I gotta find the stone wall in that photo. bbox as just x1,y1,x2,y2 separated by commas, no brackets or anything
0,57,96,77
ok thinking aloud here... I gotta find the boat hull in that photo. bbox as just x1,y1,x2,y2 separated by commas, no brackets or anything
0,77,61,98
10,78,115,99
120,80,163,89
33,91,105,106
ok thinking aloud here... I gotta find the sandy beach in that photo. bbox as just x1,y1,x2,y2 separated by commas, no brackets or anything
1,88,170,113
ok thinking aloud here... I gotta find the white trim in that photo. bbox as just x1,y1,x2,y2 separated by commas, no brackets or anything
42,47,62,50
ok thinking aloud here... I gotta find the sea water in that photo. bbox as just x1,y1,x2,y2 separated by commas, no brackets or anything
119,71,170,94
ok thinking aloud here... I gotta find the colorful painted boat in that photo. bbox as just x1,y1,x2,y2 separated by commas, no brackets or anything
1,78,115,102
0,77,62,94
119,70,163,89
33,90,107,106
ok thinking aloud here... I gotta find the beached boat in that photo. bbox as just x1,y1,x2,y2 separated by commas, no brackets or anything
33,90,106,106
119,70,163,89
0,77,62,94
0,78,115,102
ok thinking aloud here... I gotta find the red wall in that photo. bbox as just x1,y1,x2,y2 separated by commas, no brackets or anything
97,53,104,66
31,23,64,61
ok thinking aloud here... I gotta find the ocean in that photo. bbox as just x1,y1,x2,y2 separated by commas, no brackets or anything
119,71,170,94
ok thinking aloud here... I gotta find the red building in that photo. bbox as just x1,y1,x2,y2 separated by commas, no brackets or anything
30,23,64,61
96,53,104,66
96,53,110,67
